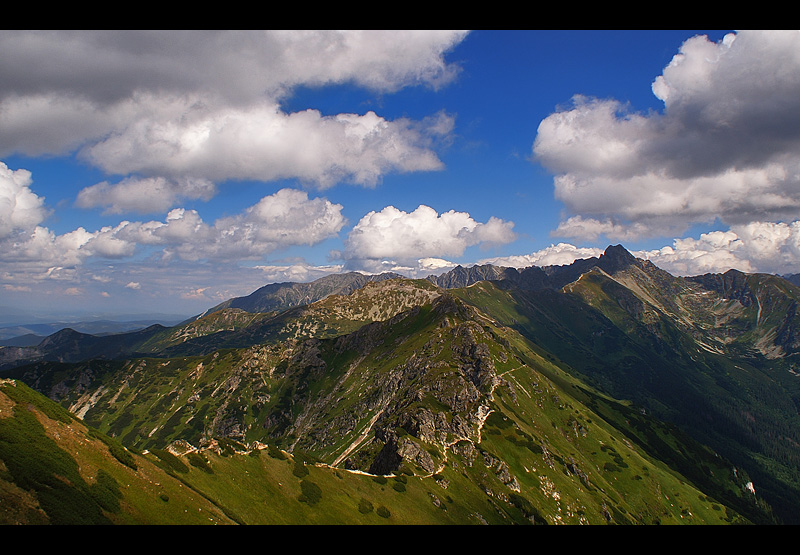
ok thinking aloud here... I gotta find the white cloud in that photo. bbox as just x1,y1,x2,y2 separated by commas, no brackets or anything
0,31,466,197
481,242,604,268
109,188,346,262
417,257,458,273
252,262,345,284
636,232,755,276
0,30,467,105
489,221,800,277
3,284,31,292
635,220,800,276
552,216,655,242
76,175,216,214
76,103,452,189
534,31,800,240
181,287,210,301
0,185,346,285
343,204,516,271
0,161,49,238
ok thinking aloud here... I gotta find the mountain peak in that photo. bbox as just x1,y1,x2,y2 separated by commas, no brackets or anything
597,244,638,273
602,243,635,258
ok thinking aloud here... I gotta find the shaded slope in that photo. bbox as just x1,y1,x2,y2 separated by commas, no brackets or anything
452,250,800,523
0,325,168,371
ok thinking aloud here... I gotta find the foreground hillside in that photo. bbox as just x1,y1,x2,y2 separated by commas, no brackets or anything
0,379,235,524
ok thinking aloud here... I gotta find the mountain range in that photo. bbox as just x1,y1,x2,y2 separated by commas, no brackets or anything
1,244,798,524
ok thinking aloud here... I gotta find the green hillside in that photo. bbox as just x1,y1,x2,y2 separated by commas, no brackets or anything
452,259,800,522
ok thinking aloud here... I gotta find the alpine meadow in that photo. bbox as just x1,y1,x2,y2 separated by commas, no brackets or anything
2,30,800,525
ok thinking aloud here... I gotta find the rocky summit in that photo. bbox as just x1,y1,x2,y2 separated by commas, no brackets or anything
2,245,798,524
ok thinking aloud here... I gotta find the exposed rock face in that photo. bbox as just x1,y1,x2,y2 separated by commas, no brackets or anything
596,244,639,275
244,291,512,477
452,323,498,395
427,264,513,289
483,451,520,492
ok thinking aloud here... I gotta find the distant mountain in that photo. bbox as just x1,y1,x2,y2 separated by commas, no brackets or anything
0,333,44,347
783,273,800,287
0,318,185,342
199,271,405,318
426,244,642,292
0,324,168,371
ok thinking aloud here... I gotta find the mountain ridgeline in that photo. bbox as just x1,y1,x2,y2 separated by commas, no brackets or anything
2,245,799,524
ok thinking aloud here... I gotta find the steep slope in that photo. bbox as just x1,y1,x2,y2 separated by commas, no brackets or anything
452,247,800,523
427,255,601,292
0,379,236,524
686,269,800,360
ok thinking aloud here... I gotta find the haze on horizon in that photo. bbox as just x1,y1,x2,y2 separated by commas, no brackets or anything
2,30,800,320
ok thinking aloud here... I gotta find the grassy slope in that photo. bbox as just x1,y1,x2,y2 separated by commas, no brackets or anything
452,279,789,523
0,379,235,524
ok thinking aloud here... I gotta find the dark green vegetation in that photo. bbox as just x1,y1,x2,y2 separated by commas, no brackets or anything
2,246,798,524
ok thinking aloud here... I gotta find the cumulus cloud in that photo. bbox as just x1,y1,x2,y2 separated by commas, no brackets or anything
481,242,604,268
78,104,451,188
480,222,800,278
252,262,345,284
0,30,466,196
181,287,210,301
638,221,800,276
0,30,467,105
417,257,459,274
76,175,216,214
3,284,31,292
483,224,800,278
0,187,346,285
110,188,346,262
0,161,49,238
534,30,800,240
552,216,656,243
343,204,516,272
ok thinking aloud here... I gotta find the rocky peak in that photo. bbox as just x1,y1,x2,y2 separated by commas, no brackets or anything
597,244,639,275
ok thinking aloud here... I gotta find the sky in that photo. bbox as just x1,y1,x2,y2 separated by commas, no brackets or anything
3,29,800,322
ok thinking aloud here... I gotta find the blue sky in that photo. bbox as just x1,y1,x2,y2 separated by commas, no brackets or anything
3,30,800,321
